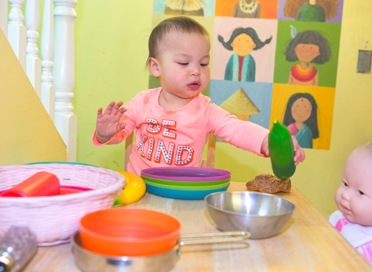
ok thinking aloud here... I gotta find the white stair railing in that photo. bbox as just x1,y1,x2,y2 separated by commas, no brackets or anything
53,0,78,162
40,0,55,122
8,0,27,70
0,0,8,36
25,0,41,97
0,0,78,162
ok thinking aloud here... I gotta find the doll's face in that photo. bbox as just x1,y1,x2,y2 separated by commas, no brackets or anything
291,98,312,122
294,43,320,63
335,149,372,226
231,34,256,56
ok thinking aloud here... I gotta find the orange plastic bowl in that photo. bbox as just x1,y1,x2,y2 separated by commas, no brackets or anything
79,208,181,257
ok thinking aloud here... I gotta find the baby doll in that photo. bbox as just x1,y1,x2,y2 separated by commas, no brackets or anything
329,142,372,264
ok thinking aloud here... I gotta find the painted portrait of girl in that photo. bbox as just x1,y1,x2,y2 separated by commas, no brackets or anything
285,28,331,86
283,92,319,149
283,0,339,22
233,0,261,18
218,27,272,82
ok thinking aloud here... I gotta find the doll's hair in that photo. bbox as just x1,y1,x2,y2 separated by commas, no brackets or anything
218,27,272,51
283,92,319,139
285,30,331,64
148,16,209,60
283,0,339,19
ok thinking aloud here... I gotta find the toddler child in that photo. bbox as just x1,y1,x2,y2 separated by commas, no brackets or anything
329,142,372,264
93,16,305,175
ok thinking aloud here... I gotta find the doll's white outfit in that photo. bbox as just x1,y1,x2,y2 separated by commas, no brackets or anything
329,210,372,264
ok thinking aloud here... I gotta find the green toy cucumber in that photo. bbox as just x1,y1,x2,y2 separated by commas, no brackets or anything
268,121,296,180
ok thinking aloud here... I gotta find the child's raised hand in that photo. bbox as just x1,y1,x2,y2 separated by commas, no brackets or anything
96,101,127,143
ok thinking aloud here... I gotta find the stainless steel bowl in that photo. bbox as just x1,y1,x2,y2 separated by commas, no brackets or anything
205,191,295,239
72,231,179,272
71,231,251,272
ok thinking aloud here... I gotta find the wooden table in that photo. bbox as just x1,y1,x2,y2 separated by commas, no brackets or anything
24,182,372,272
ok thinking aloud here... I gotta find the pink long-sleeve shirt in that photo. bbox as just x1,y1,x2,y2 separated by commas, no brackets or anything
93,87,269,175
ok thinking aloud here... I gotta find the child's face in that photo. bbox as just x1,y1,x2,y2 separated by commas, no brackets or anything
232,33,256,56
291,98,312,122
294,43,320,63
151,31,210,100
335,149,372,226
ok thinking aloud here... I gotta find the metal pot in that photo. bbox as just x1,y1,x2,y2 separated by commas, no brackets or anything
71,230,250,272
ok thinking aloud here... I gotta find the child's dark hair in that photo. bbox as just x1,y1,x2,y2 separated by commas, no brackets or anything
285,31,331,64
218,27,272,51
148,16,209,60
283,92,319,139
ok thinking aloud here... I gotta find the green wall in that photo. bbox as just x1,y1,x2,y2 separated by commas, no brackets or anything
74,1,152,169
73,0,372,219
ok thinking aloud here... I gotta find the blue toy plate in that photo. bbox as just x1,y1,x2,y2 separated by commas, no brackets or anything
145,183,230,200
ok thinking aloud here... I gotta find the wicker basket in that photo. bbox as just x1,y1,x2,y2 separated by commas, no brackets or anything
0,164,125,246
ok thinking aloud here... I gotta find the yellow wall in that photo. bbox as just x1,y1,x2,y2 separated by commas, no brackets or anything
74,0,372,219
0,29,67,165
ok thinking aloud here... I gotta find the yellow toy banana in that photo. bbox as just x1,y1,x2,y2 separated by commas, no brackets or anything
114,171,146,205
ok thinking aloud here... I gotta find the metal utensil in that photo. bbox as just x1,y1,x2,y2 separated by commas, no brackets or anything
205,191,295,239
72,230,250,272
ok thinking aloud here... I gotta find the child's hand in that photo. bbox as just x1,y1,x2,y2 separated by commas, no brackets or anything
261,135,306,165
292,136,305,165
96,101,127,143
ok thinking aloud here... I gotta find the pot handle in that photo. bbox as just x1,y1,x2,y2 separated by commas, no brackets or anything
179,231,250,246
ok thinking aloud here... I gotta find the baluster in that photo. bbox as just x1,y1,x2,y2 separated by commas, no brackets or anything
40,0,55,121
0,0,7,36
8,0,26,70
25,0,41,97
53,0,77,162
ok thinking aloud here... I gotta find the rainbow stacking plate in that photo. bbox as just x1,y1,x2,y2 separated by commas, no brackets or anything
141,175,231,186
144,179,230,190
145,183,230,200
141,167,231,182
141,167,231,200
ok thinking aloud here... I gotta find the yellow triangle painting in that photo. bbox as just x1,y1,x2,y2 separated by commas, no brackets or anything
0,28,66,165
220,88,260,121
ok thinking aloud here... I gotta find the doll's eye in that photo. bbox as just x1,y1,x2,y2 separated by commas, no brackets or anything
359,191,365,195
343,182,348,187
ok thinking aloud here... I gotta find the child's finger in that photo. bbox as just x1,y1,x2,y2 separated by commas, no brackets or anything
104,101,116,116
263,145,270,157
117,122,126,132
291,136,300,149
294,152,300,166
111,101,124,116
117,107,127,116
299,148,305,162
97,107,103,118
293,147,305,165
